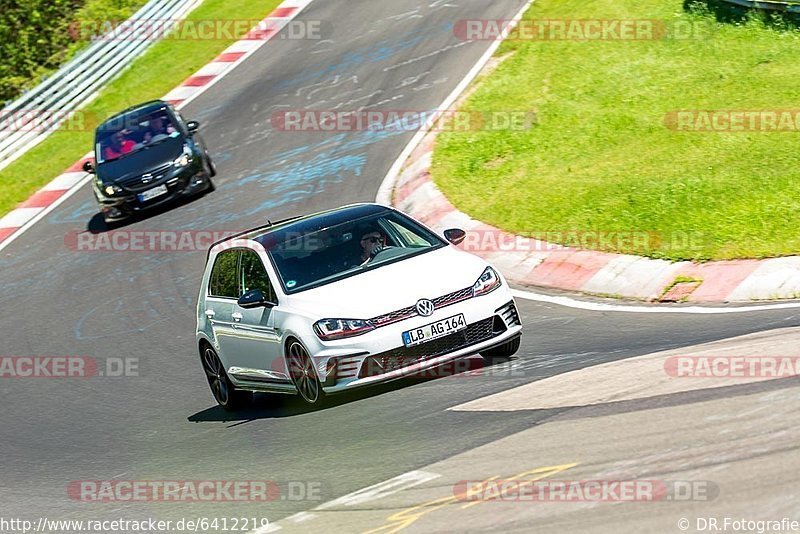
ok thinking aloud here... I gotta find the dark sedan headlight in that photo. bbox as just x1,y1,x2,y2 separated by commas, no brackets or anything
313,319,375,341
95,178,123,197
173,146,193,168
473,266,501,297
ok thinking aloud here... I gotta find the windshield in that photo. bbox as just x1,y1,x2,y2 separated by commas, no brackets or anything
263,210,446,293
95,109,180,163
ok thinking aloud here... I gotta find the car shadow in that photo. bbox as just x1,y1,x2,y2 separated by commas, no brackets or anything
187,355,511,424
85,188,213,234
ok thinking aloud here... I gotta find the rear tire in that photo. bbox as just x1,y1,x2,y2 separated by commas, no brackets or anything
480,336,521,362
201,344,251,411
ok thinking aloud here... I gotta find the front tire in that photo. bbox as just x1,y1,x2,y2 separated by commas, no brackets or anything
201,344,251,411
287,340,325,405
480,336,521,362
205,151,217,177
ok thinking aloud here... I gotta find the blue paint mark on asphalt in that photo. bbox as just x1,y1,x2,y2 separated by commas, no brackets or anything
273,30,428,91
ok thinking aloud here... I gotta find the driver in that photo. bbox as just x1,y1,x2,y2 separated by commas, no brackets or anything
144,115,175,143
358,225,387,264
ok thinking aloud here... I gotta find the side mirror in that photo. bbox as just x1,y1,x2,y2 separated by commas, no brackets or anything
444,228,466,245
237,289,276,309
186,120,200,133
82,160,95,174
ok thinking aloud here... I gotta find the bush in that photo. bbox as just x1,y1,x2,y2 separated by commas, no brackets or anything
0,0,145,104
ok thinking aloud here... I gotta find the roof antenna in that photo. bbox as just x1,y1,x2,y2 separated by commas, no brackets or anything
267,219,272,225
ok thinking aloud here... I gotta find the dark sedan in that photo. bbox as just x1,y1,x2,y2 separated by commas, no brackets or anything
83,100,216,223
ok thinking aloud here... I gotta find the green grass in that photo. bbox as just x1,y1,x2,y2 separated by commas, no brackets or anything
431,0,800,261
0,0,282,217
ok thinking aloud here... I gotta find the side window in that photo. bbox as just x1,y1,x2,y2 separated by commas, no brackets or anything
240,249,277,303
386,219,430,247
169,106,188,134
208,250,240,298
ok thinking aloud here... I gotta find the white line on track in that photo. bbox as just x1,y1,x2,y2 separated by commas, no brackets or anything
375,0,536,205
511,288,800,314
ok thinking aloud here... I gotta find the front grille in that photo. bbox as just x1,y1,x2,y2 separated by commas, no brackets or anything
119,164,171,192
369,286,474,327
358,316,503,378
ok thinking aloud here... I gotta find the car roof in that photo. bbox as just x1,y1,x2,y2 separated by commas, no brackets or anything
97,100,171,132
208,203,391,257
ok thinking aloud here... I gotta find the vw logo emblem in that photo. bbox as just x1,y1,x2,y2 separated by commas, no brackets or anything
141,173,153,184
415,299,435,317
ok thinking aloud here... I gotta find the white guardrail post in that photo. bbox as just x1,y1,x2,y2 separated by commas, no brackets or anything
0,0,203,172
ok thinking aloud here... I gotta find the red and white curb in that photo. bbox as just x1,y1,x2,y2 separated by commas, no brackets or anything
0,0,313,253
388,129,800,303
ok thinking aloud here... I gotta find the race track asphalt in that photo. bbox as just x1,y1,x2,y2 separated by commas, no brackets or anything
1,0,799,529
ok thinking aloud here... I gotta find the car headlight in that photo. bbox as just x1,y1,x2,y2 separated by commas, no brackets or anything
473,266,501,297
313,319,375,341
173,153,191,168
96,180,122,197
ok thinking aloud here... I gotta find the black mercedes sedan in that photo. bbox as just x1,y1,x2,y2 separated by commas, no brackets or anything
83,100,216,223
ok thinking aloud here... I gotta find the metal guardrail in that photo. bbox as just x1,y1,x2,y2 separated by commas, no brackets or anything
0,0,203,172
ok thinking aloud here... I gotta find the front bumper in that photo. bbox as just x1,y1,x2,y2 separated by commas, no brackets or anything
94,169,210,221
317,296,523,394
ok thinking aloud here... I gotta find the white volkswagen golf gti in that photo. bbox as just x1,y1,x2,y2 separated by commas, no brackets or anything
196,203,522,409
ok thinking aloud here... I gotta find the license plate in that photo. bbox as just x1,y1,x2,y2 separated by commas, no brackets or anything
402,314,467,347
137,184,168,202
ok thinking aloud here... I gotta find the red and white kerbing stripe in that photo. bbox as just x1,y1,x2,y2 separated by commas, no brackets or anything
0,0,313,252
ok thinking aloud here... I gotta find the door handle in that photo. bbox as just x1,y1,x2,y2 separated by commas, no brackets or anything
232,312,243,322
205,310,215,318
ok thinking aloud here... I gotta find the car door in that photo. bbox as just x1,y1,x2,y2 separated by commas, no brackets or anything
226,249,285,382
204,249,240,371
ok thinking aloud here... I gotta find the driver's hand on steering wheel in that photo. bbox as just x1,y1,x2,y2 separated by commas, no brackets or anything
369,243,384,259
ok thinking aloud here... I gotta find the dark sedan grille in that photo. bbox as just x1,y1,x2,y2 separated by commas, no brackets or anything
119,164,171,192
369,286,474,327
358,316,504,378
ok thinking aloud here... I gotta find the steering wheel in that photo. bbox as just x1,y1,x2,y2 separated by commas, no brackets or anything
360,245,395,266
